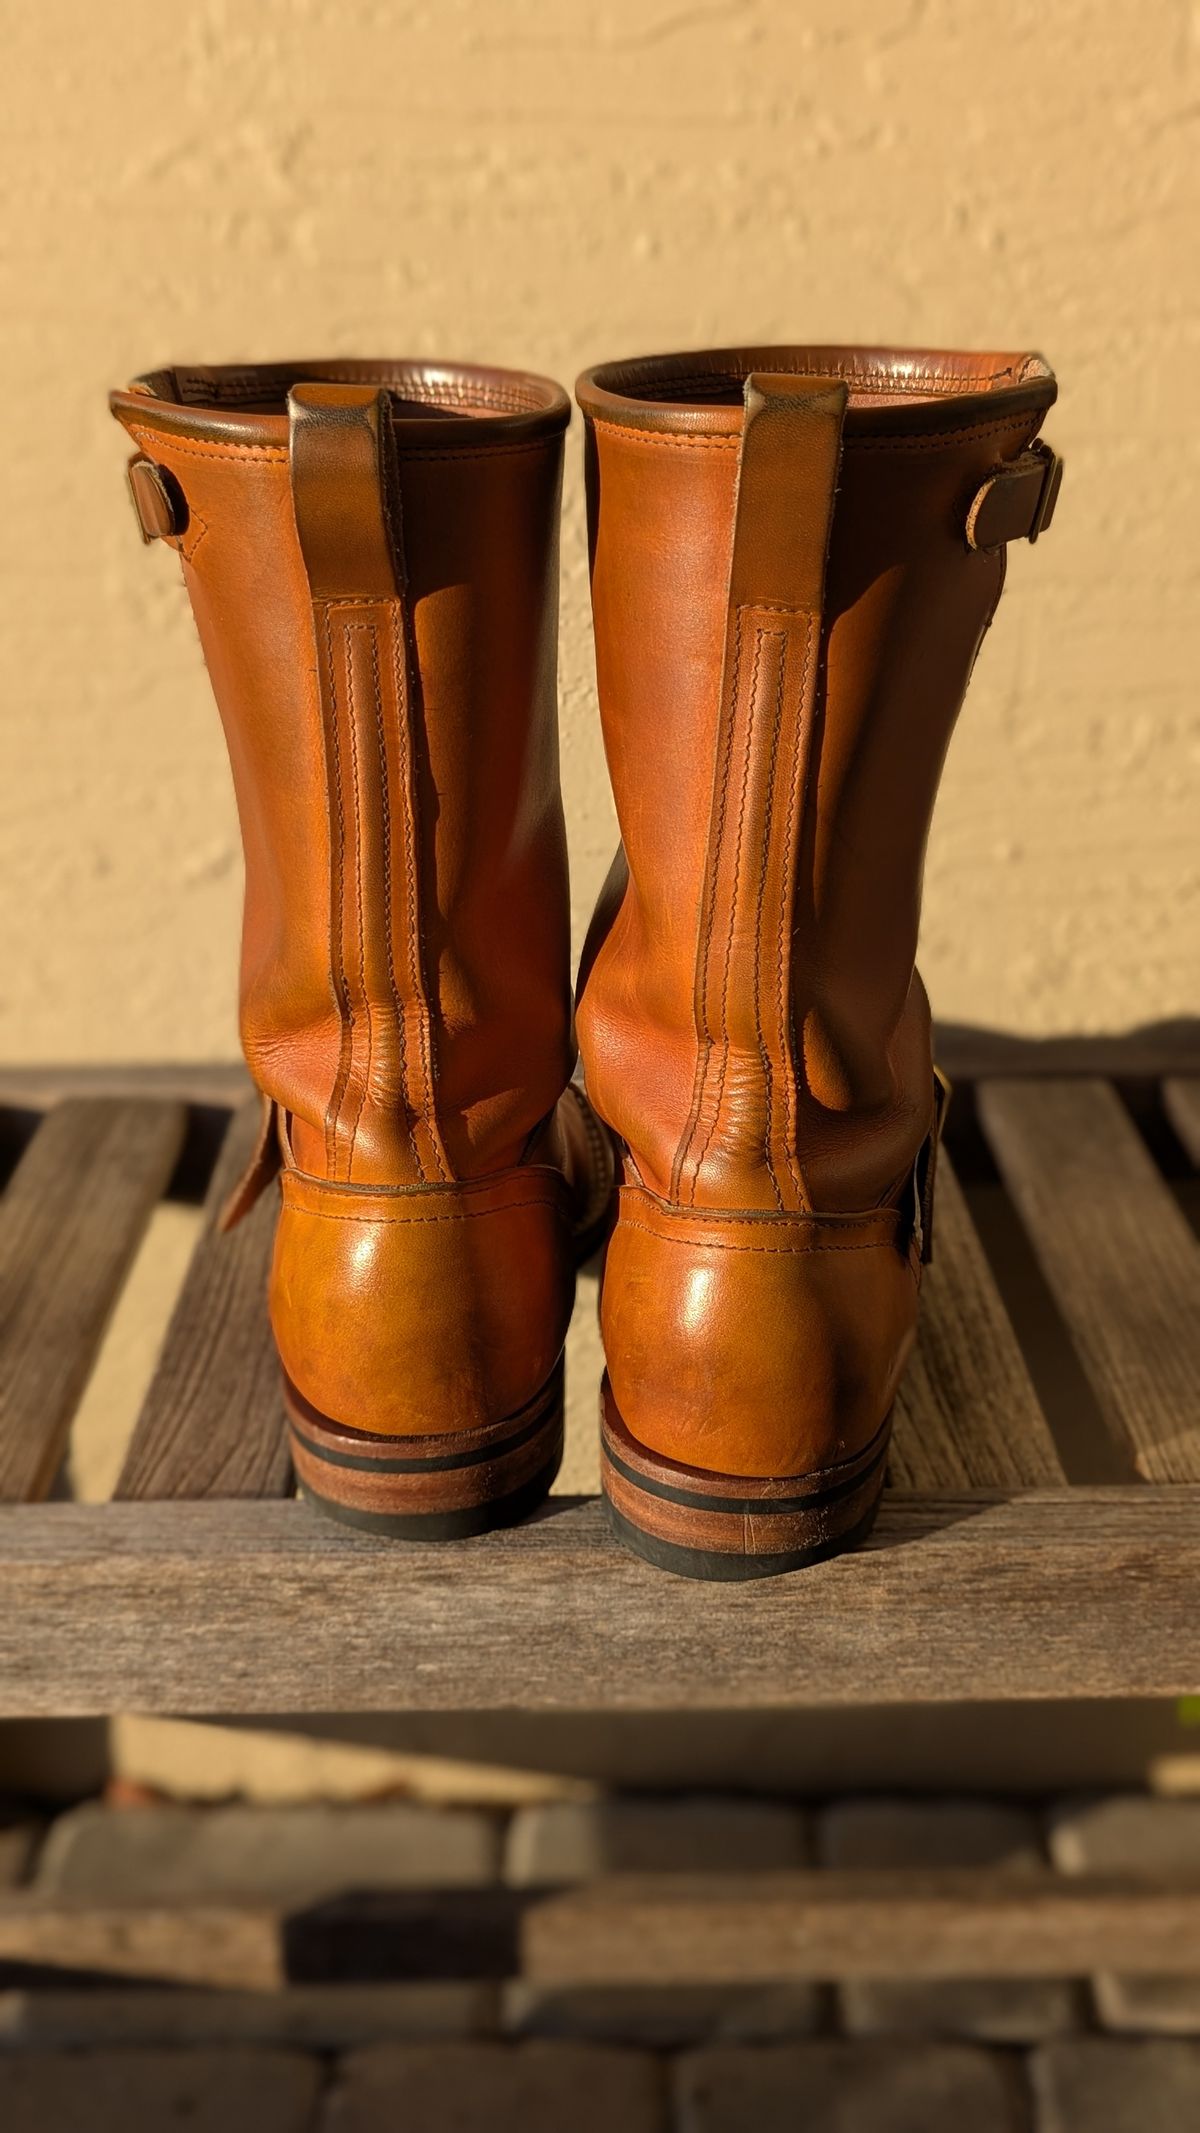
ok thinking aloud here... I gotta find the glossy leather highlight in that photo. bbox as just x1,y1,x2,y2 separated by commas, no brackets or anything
271,1165,575,1439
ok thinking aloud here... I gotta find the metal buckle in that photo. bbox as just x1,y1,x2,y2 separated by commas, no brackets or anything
1027,441,1063,543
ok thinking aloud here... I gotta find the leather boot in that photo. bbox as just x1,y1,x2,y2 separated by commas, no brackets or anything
112,359,614,1536
575,345,1061,1577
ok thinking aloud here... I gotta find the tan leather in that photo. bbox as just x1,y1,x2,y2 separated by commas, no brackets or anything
576,344,1059,1480
112,358,595,1438
272,1164,575,1438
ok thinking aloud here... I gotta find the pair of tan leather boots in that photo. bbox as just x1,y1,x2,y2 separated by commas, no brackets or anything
113,346,1059,1579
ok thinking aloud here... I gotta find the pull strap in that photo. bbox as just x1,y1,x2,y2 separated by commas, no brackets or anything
674,374,849,1210
288,383,402,598
287,383,448,1187
217,1092,284,1233
966,440,1062,550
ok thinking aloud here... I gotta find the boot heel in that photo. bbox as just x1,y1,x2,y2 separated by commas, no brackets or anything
286,1361,564,1540
600,1379,890,1582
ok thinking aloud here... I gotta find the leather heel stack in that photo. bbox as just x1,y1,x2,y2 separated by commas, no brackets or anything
286,1362,565,1540
600,1382,891,1581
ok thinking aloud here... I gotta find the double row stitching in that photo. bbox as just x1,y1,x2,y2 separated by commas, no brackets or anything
672,608,745,1204
389,608,448,1183
321,603,354,1178
342,620,372,1174
779,617,814,1204
616,1216,911,1262
362,620,416,1177
125,425,288,462
756,625,789,1211
690,618,769,1199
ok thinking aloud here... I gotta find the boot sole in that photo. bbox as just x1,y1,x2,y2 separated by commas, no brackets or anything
287,1361,564,1540
600,1380,891,1581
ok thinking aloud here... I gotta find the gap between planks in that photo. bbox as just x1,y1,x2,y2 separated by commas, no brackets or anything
978,1079,1200,1483
116,1100,289,1502
891,1150,1062,1489
0,1098,186,1502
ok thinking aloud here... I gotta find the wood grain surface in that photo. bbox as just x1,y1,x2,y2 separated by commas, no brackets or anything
116,1101,288,1502
520,1867,1200,1984
1,1870,1197,1988
0,1098,185,1501
891,1152,1062,1489
0,1491,1195,1715
979,1078,1200,1482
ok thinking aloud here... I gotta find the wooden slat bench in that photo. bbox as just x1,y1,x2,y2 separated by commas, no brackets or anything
0,1033,1198,1721
2,1869,1200,1991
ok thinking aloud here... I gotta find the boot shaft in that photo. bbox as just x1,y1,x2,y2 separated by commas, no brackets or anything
576,345,1059,1213
112,359,574,1186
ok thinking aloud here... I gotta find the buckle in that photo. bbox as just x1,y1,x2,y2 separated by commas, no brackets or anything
911,1067,952,1266
127,454,185,543
1027,441,1063,543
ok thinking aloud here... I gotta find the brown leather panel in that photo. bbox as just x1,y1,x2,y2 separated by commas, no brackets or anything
270,1168,574,1439
599,1184,918,1479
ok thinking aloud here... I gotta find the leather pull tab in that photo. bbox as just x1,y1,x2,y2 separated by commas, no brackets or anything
728,373,849,613
676,373,850,1210
287,383,404,598
217,1093,284,1232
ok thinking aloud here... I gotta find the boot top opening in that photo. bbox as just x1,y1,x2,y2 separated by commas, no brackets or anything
111,358,571,452
577,345,1056,436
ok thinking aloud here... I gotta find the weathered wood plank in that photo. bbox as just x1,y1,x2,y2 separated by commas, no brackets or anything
0,1895,281,1990
0,1100,186,1502
116,1102,287,1502
1164,1077,1200,1167
979,1079,1200,1482
521,1868,1200,1985
935,1021,1200,1082
891,1151,1062,1489
0,1493,1196,1715
0,1064,251,1109
1,1871,1197,1988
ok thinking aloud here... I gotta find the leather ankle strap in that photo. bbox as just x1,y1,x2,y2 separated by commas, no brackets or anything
966,440,1063,550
